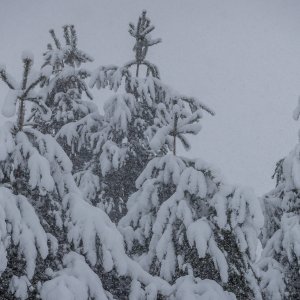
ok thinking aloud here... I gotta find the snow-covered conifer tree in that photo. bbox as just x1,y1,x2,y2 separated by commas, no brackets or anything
0,30,173,300
259,99,300,299
32,25,105,212
118,18,264,298
83,11,165,220
86,11,214,221
30,25,100,177
0,13,266,300
0,52,62,299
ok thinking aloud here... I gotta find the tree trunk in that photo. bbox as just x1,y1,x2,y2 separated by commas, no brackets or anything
18,98,25,131
173,114,178,155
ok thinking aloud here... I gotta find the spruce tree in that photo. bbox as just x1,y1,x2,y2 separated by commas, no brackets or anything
0,30,173,300
0,12,267,300
259,99,300,299
118,13,263,299
0,52,64,299
85,11,165,221
33,25,105,210
31,25,99,177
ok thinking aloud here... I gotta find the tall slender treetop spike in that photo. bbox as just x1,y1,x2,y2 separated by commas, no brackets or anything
70,25,78,48
49,29,61,49
22,53,34,90
21,51,34,64
63,25,71,45
129,11,162,64
44,25,93,71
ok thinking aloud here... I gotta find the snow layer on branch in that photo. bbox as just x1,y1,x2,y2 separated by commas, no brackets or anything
90,64,212,121
261,144,300,245
0,122,75,199
104,93,137,133
51,66,92,92
89,65,126,91
170,275,236,300
258,256,285,300
0,187,48,279
288,144,300,189
259,213,300,298
177,167,208,198
0,125,57,194
146,194,228,283
269,143,300,192
99,141,127,176
40,252,108,300
15,131,55,192
120,154,263,295
0,57,51,122
149,125,172,152
74,170,100,203
27,128,73,178
43,27,93,70
22,128,74,193
0,121,15,161
9,275,31,300
258,140,300,298
63,192,128,271
1,120,171,297
227,187,264,261
147,98,203,152
51,88,96,123
63,191,172,297
0,121,169,297
56,112,103,154
135,154,186,189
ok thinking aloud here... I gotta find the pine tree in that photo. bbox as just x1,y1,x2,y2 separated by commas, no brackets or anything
259,99,300,299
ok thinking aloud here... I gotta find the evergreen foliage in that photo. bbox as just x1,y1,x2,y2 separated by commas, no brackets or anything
0,10,273,300
0,24,172,300
118,41,263,296
87,11,164,221
259,101,300,299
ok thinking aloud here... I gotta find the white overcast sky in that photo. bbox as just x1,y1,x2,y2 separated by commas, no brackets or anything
1,0,300,194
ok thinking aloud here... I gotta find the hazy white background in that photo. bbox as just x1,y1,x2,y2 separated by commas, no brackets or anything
1,0,300,194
